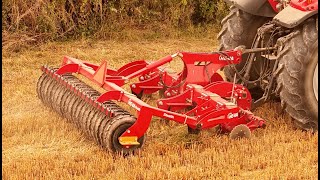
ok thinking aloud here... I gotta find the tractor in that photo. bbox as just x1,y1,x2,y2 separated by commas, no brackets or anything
218,0,318,131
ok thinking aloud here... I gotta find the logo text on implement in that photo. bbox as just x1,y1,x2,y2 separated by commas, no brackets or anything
128,99,141,111
227,112,239,119
163,113,174,119
219,55,234,61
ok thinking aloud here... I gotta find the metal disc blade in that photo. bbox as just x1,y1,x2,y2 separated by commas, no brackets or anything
229,124,251,139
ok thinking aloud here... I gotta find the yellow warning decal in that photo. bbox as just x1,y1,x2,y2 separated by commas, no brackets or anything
119,136,140,145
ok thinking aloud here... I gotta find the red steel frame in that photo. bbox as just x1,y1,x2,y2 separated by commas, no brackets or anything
130,51,241,98
42,50,266,146
268,0,318,13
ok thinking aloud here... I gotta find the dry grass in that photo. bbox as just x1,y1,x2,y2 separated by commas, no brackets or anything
2,36,318,180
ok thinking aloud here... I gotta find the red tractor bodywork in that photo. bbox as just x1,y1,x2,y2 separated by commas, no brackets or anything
228,0,318,28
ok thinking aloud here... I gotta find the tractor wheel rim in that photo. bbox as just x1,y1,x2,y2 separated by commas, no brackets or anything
313,63,318,101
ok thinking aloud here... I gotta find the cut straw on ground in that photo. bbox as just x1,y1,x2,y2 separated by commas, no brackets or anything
2,37,318,180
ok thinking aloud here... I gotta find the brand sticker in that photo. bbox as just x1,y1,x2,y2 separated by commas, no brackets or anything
219,55,234,61
227,112,238,119
163,113,174,119
128,99,141,111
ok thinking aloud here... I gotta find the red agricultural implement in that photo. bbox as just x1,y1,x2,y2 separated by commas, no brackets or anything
37,48,268,154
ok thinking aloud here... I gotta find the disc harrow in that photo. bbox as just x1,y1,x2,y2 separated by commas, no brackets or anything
37,50,267,154
37,67,144,154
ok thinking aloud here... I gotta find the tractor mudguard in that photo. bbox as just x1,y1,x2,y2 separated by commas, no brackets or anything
272,0,318,28
224,0,276,17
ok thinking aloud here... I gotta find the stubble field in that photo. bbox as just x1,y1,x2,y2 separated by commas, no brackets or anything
2,36,318,179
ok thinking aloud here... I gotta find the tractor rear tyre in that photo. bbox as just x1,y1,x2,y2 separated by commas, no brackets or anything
276,18,318,132
218,6,270,99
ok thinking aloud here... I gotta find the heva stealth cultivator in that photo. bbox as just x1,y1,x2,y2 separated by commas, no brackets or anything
37,49,268,154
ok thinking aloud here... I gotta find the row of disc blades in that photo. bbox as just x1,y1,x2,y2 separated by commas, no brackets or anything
36,67,137,153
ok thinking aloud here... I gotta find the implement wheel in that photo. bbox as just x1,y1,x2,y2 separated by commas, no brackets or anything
104,116,145,155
